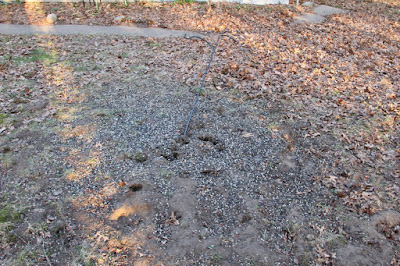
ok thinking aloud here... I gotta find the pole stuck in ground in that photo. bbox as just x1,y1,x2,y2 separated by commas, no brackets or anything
183,33,245,136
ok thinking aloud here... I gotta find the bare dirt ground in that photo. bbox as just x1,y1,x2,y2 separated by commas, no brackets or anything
0,0,399,265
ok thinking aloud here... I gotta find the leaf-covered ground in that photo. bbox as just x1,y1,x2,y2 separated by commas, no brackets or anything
0,0,399,265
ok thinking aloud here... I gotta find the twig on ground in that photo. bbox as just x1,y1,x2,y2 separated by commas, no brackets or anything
41,231,52,266
11,229,27,244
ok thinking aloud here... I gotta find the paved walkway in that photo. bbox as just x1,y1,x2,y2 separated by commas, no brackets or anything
0,24,198,37
294,4,348,24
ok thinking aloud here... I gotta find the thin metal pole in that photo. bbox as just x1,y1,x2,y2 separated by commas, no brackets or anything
183,34,244,136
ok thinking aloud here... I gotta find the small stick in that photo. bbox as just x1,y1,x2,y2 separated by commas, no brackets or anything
41,231,53,266
11,229,27,244
183,33,245,136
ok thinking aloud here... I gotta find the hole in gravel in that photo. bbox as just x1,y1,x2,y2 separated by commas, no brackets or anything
0,146,11,153
198,134,219,145
172,210,182,220
128,183,143,192
176,136,189,145
201,169,214,174
241,214,252,223
215,142,225,151
200,168,222,175
161,151,178,161
157,146,179,161
198,134,225,151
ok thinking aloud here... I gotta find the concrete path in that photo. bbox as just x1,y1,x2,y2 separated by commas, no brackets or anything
0,24,199,37
294,4,348,24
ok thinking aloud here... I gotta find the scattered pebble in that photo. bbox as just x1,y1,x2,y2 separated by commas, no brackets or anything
53,190,62,196
46,14,57,24
114,16,126,23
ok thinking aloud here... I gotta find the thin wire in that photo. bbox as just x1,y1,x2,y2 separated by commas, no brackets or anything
183,34,214,50
183,33,245,136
